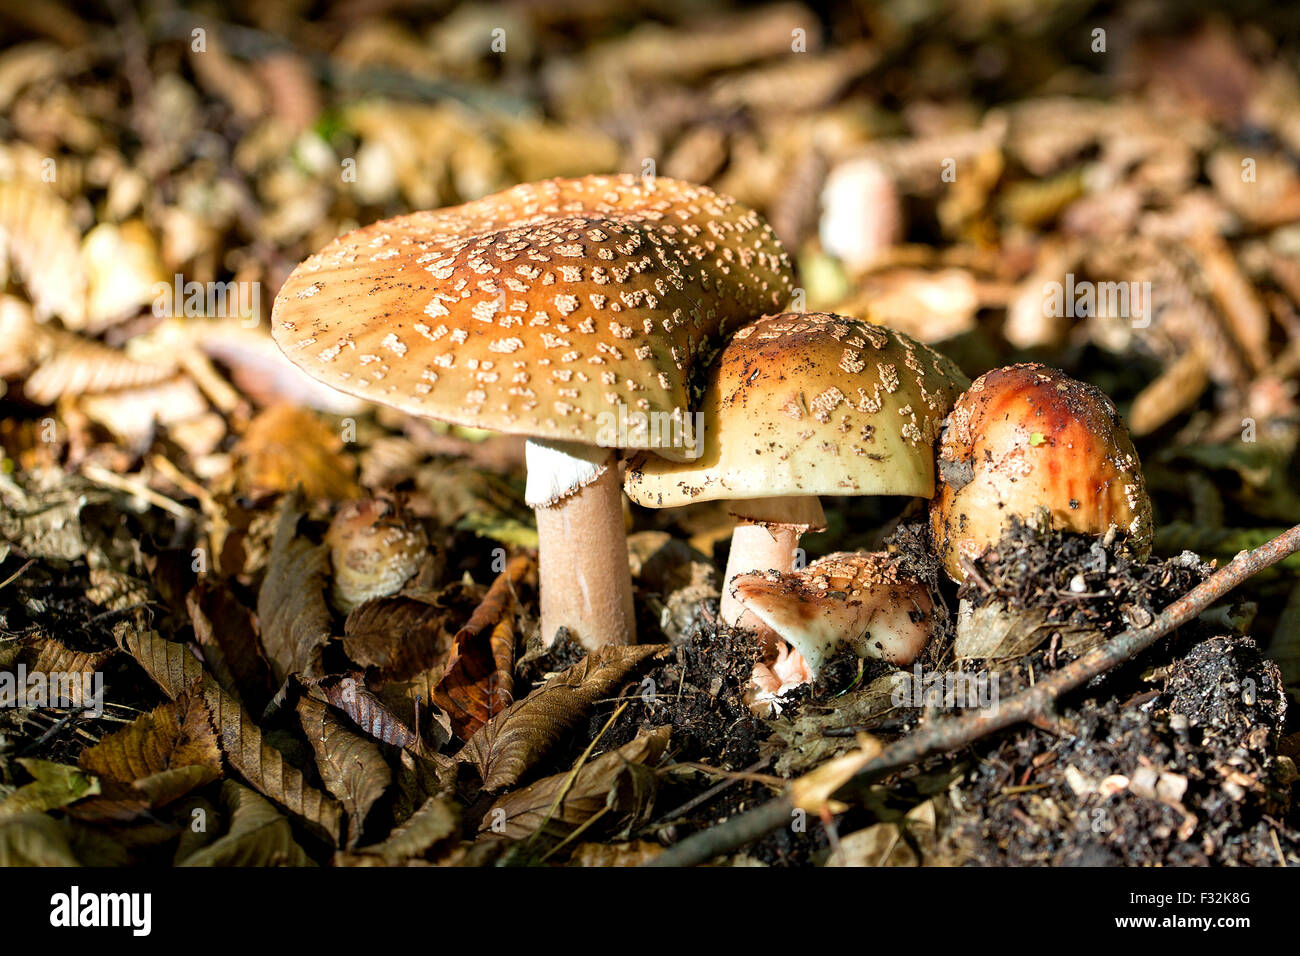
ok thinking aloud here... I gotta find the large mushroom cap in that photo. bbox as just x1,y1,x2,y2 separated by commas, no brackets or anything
624,312,968,506
930,363,1153,581
271,175,792,452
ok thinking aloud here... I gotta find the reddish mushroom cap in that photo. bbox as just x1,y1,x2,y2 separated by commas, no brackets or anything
270,175,792,452
930,363,1153,581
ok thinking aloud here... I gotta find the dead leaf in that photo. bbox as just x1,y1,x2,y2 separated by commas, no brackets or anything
0,813,80,866
187,579,276,714
234,403,359,500
179,782,315,867
117,623,342,844
314,674,423,751
342,587,465,682
297,694,392,848
71,690,221,821
336,795,459,866
433,555,534,738
258,494,331,683
462,644,668,791
482,726,669,839
0,759,100,819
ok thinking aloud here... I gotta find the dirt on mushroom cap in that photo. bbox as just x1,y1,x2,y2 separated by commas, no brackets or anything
270,175,793,451
931,363,1153,581
624,312,969,506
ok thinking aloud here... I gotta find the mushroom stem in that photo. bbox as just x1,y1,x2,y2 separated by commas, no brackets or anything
720,521,804,628
526,439,635,649
719,495,826,628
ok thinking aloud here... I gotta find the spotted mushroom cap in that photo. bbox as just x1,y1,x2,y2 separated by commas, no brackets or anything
271,175,792,454
624,312,969,507
930,363,1153,582
325,499,429,614
731,552,936,672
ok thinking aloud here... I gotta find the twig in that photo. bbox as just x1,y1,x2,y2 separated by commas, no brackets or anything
647,522,1300,867
0,559,36,592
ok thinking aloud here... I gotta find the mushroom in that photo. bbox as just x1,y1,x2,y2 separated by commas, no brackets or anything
325,499,430,615
624,312,968,629
930,362,1153,582
732,552,936,711
271,174,793,649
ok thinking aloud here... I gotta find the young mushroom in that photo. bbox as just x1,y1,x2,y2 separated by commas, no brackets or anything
930,363,1153,582
325,499,430,615
732,552,937,712
271,174,792,650
624,312,968,629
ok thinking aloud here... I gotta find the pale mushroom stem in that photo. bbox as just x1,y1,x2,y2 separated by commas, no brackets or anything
719,494,826,629
526,439,635,650
719,522,804,628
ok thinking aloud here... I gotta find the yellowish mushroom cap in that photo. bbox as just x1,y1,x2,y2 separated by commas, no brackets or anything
624,312,969,507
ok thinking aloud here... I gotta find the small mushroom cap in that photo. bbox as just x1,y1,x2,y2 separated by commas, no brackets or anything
930,363,1153,582
730,552,936,673
271,175,792,453
325,499,429,614
624,312,968,507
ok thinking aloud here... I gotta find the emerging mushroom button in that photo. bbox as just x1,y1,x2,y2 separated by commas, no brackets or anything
270,174,793,650
930,363,1154,582
732,552,937,713
624,312,968,628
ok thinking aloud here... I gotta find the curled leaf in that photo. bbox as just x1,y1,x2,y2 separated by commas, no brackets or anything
336,796,459,866
258,495,331,683
433,555,535,738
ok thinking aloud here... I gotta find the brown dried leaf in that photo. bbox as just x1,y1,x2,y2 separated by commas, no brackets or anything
116,623,342,844
342,588,464,681
433,555,534,738
73,690,221,820
482,726,669,839
234,404,359,501
179,781,315,867
336,795,459,866
258,495,331,683
296,695,391,848
315,674,423,751
462,644,668,791
187,579,276,715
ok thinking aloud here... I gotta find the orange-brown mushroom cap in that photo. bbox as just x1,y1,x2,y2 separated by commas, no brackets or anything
270,175,793,454
930,363,1153,581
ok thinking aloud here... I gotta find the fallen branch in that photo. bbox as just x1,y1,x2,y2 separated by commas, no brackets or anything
647,522,1300,867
